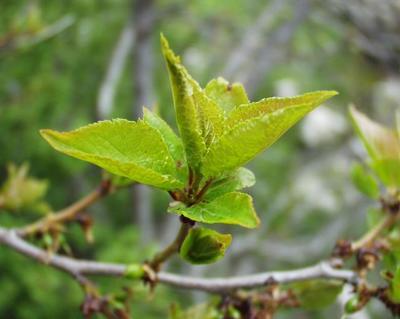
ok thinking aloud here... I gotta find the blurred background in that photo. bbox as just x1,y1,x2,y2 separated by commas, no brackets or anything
1,0,400,318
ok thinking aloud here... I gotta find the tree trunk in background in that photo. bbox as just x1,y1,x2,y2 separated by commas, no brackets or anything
132,0,156,243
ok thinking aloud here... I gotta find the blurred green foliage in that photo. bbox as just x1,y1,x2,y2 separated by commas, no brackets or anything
0,0,395,318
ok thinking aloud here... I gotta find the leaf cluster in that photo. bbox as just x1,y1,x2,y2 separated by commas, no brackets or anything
40,35,336,264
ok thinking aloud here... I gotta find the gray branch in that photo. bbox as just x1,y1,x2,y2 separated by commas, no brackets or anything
0,226,357,293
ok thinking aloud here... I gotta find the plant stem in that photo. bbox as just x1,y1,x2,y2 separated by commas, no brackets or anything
149,219,193,271
18,180,113,237
352,213,398,251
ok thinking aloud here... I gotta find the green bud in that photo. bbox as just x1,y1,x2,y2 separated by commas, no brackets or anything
124,264,145,279
345,296,360,314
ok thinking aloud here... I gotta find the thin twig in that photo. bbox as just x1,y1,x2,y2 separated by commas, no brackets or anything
0,226,357,293
149,219,192,271
352,213,398,251
18,180,113,237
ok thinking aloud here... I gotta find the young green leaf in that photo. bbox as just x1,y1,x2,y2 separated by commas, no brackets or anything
370,159,400,189
161,35,224,171
202,91,337,177
349,106,400,161
227,91,337,124
169,192,260,228
350,163,380,199
143,107,188,183
349,106,400,188
40,119,183,190
205,167,256,200
180,227,232,264
205,77,249,113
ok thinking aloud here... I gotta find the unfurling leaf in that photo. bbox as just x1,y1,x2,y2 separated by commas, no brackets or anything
169,192,260,228
202,91,338,177
205,77,249,113
349,106,400,161
180,227,232,264
350,163,380,199
161,35,224,171
40,119,183,190
349,106,400,188
0,163,49,213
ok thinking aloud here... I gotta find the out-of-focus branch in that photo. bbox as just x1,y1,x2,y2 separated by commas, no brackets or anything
0,15,75,54
0,226,357,293
17,180,113,237
232,219,346,263
243,0,310,96
97,20,135,120
222,0,287,79
352,210,400,251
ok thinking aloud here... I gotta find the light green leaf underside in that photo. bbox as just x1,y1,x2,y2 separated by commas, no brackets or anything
205,167,255,200
349,106,400,161
143,107,188,183
169,191,260,228
202,93,336,177
180,227,232,264
40,119,183,190
205,77,249,113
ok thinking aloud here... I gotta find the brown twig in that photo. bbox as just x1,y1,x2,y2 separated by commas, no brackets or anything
352,207,400,252
148,217,193,271
18,180,113,237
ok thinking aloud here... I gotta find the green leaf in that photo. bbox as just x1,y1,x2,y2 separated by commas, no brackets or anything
227,91,337,124
388,265,400,303
169,192,260,228
205,77,249,113
291,280,343,310
40,119,183,190
161,35,224,171
180,227,232,264
350,163,380,199
202,91,337,176
143,107,188,183
205,167,255,200
349,106,400,162
370,159,400,189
